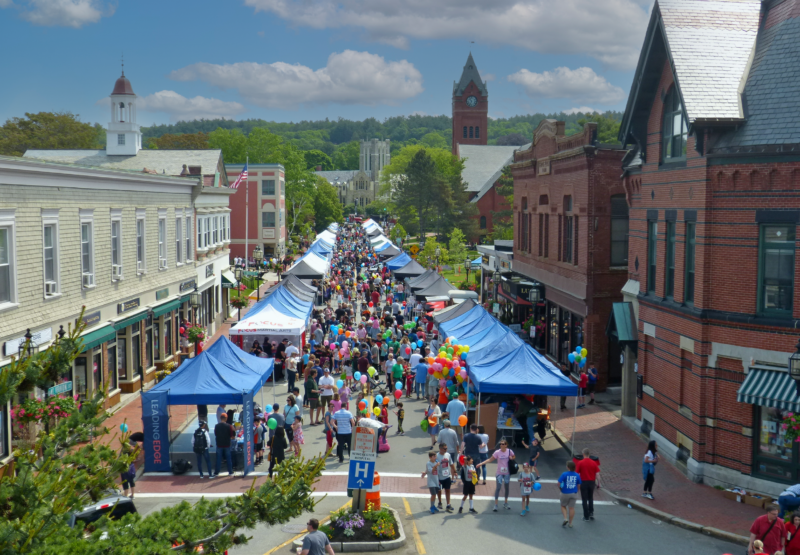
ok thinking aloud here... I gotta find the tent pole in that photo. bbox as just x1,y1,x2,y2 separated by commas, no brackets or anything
273,364,276,405
571,392,578,458
477,392,481,427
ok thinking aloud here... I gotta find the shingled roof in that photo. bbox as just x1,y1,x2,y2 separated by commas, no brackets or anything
453,53,488,97
458,144,526,200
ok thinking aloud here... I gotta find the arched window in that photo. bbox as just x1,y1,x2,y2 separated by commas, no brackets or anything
463,126,468,138
662,87,687,160
480,216,487,229
469,127,474,138
475,126,480,139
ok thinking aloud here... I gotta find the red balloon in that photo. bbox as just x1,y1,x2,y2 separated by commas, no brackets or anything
394,389,402,399
428,367,435,375
179,327,185,334
369,301,374,307
405,347,411,355
358,401,366,410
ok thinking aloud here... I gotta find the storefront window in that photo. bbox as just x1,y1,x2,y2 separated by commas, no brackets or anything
108,339,118,390
571,317,584,355
755,406,795,482
92,348,102,394
131,325,141,378
560,308,572,365
547,303,559,359
154,321,161,361
74,356,88,399
145,315,153,370
165,317,173,359
117,331,127,381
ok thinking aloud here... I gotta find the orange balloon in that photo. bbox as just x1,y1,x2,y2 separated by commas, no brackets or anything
458,415,468,427
428,417,438,427
345,331,351,338
382,397,390,405
427,357,435,364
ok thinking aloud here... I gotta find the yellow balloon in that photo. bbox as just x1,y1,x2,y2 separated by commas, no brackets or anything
463,346,470,352
373,407,381,416
581,348,588,357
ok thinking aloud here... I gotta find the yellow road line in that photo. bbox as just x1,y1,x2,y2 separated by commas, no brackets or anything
263,500,350,555
402,497,426,555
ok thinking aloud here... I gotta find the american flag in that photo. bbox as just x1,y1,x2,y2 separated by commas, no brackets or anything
230,162,248,189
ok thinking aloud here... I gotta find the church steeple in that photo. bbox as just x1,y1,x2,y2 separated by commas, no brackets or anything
452,53,488,154
453,53,488,96
106,65,142,155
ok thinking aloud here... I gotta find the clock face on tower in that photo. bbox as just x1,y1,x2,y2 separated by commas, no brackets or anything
466,95,477,107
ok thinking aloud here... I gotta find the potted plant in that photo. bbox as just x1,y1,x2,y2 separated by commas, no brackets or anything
186,325,206,350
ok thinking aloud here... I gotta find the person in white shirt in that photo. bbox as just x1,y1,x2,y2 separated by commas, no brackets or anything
318,368,335,423
409,348,422,369
285,341,299,358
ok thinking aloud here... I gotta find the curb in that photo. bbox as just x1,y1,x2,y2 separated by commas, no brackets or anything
550,423,748,546
293,506,407,553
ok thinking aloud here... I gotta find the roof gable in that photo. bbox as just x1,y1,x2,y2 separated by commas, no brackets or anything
453,53,488,97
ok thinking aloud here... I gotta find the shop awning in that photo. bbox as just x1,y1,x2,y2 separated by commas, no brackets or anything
152,298,181,318
79,325,116,352
113,310,148,331
737,369,800,412
221,270,238,288
607,302,637,346
498,287,532,305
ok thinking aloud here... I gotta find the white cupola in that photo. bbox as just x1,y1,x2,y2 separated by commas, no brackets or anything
106,68,142,155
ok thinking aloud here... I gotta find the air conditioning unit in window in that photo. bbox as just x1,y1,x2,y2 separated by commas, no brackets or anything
112,264,123,281
137,261,144,273
82,273,95,288
159,259,167,270
45,281,58,295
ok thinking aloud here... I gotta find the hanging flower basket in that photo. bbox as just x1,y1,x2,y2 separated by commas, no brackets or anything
230,297,249,310
187,325,206,345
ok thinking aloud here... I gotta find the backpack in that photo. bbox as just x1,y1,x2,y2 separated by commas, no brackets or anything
173,458,192,475
193,428,208,453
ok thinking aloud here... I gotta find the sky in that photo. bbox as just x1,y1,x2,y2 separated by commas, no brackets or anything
0,0,654,127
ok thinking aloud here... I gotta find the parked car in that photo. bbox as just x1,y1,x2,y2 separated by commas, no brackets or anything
68,491,137,530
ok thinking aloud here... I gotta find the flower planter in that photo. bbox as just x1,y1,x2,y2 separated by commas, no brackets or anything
292,507,406,553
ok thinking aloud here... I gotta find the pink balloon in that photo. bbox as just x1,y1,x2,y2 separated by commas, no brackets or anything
340,348,346,356
324,340,329,346
460,369,468,379
439,379,446,387
342,341,349,349
360,375,368,384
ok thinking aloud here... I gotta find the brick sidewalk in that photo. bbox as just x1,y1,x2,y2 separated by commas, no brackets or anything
550,397,761,537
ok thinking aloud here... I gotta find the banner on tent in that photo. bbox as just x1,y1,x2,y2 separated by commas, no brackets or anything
242,390,255,476
142,390,171,473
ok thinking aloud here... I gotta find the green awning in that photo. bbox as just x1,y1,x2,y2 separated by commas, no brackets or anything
80,325,116,352
180,294,192,303
606,302,637,346
737,369,800,412
152,299,181,318
113,310,148,331
221,270,238,286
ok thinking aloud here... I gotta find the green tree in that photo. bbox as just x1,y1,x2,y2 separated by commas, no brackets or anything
0,112,102,156
332,141,360,170
489,167,514,241
148,132,209,150
420,132,448,149
420,237,448,268
448,228,468,265
0,319,324,555
313,178,344,231
303,149,333,170
389,223,407,245
577,113,622,143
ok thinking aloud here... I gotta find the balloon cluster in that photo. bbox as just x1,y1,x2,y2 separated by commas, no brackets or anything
568,346,589,368
424,337,470,395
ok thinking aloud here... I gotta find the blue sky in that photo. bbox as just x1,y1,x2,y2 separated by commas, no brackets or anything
0,0,653,126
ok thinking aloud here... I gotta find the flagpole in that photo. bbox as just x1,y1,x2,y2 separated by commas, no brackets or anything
245,156,249,273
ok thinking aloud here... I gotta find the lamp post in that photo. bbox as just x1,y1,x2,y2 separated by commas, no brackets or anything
190,287,201,356
492,268,500,302
435,246,441,273
464,257,471,287
790,339,800,395
252,245,264,302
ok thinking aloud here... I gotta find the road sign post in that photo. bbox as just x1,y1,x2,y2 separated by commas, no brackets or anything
349,427,377,512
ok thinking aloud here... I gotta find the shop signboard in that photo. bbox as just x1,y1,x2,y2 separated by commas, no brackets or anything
179,279,196,293
80,311,102,327
117,298,140,314
48,381,73,396
3,327,53,356
156,288,170,301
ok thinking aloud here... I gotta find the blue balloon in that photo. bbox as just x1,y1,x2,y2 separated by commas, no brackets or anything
417,340,424,347
354,371,362,381
500,402,507,408
396,381,403,390
461,352,468,360
446,380,453,388
337,379,344,389
575,346,582,354
579,359,586,368
568,353,576,363
375,395,383,405
120,423,129,433
533,482,542,491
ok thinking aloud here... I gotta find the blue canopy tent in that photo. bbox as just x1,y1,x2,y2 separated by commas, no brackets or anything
467,345,577,396
437,305,486,338
307,241,332,258
470,255,482,268
461,325,525,365
248,285,313,321
141,349,261,475
374,241,393,252
440,308,496,338
205,336,274,386
385,252,412,270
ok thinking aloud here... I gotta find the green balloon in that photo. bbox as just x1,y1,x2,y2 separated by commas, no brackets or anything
267,418,277,430
447,348,454,355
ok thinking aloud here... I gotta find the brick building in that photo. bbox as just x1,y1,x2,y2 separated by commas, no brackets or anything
618,0,800,494
226,163,286,260
510,120,628,391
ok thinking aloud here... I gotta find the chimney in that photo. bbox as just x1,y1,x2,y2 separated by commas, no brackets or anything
316,165,322,171
179,164,190,177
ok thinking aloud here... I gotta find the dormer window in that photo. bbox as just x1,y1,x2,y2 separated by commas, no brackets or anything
662,88,687,161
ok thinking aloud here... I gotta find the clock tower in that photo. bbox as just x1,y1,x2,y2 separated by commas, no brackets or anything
452,53,488,155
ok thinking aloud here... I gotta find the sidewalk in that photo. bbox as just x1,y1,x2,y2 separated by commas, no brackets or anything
549,394,759,541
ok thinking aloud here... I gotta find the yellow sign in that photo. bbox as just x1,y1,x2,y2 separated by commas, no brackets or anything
409,244,419,255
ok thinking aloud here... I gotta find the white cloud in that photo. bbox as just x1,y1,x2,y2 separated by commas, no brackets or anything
243,0,650,69
169,50,424,109
3,0,115,28
138,91,247,122
563,106,598,115
508,67,626,105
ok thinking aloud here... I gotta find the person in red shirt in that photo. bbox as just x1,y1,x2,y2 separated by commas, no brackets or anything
577,369,588,408
749,504,785,555
575,448,600,521
371,289,381,308
785,512,800,555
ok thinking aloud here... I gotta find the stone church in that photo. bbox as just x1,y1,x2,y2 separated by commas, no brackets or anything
315,139,390,209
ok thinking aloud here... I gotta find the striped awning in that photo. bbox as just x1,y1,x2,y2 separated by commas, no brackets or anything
737,369,800,412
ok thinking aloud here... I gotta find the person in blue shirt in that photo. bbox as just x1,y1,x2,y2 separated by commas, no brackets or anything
587,363,598,405
558,460,582,528
409,330,418,345
415,362,429,400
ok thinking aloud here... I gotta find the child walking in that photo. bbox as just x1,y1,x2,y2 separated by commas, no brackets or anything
529,438,542,481
519,463,534,515
405,366,414,399
323,407,334,456
422,451,441,514
394,402,405,435
290,415,304,457
559,460,582,528
458,455,478,514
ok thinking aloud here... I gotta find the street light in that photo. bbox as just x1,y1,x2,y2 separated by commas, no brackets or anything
190,287,201,356
492,268,500,301
464,257,471,286
18,329,39,360
252,245,264,302
235,267,243,299
790,339,800,395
